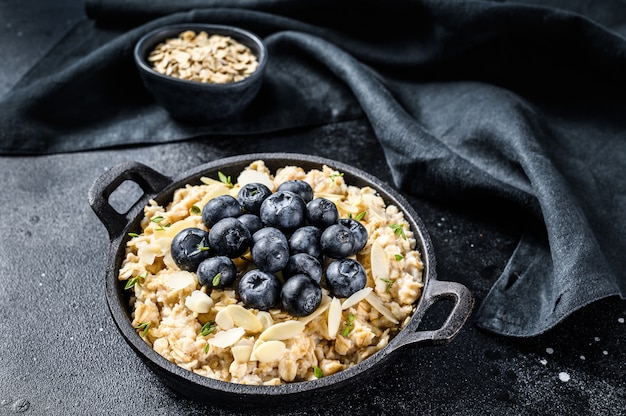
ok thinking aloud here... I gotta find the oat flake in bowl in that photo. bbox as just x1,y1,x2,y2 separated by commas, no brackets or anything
148,30,259,84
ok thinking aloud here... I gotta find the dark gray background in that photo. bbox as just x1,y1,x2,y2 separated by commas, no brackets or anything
0,1,624,415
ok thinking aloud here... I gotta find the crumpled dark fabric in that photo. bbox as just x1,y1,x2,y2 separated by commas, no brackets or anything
1,0,625,336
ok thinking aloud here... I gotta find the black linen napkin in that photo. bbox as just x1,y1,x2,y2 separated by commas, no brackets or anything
1,0,625,337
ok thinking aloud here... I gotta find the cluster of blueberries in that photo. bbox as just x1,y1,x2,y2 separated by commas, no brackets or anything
170,179,369,317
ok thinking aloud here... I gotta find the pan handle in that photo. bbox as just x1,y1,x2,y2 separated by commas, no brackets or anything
88,161,172,240
391,279,474,349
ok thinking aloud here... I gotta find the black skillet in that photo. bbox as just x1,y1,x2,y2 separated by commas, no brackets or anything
88,153,474,411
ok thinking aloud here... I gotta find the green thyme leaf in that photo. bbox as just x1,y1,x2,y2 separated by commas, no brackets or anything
125,271,147,290
218,171,233,188
201,321,216,337
394,254,404,261
390,223,406,240
354,211,367,221
190,205,201,215
196,244,210,252
204,342,210,354
341,314,356,336
329,172,344,184
313,366,323,379
212,273,221,287
379,278,392,292
151,216,164,223
128,232,140,238
135,321,150,337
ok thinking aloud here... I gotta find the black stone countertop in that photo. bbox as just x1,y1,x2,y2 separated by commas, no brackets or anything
0,1,624,415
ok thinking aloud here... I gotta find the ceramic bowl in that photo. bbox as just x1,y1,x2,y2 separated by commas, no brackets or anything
134,23,267,123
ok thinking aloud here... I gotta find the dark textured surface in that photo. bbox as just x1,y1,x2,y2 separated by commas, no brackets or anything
0,1,625,415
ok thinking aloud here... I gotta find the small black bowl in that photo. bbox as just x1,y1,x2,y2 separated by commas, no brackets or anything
134,24,267,124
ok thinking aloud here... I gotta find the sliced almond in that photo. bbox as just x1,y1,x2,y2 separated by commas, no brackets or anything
298,295,331,325
197,183,231,208
249,338,265,361
185,290,214,313
256,311,274,330
168,271,196,291
335,200,361,215
236,169,275,191
231,345,253,363
259,320,305,341
365,292,399,324
225,304,263,333
327,297,342,339
215,308,235,330
341,287,373,310
161,217,198,239
251,340,286,363
208,327,245,349
371,241,391,293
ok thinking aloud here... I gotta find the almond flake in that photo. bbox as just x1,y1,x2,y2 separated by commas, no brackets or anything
365,292,399,324
259,320,305,341
215,308,234,330
225,304,263,333
208,327,245,349
236,169,275,192
298,295,331,325
168,271,196,291
327,297,342,339
371,241,391,293
341,287,373,310
231,345,253,363
185,290,213,313
251,340,286,363
256,311,274,330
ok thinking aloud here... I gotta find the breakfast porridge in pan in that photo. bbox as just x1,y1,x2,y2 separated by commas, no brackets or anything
118,160,423,385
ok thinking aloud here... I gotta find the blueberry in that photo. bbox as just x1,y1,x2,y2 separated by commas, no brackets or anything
238,269,282,311
325,258,367,298
338,218,368,254
277,180,314,203
251,227,290,273
208,217,251,258
202,195,242,227
280,274,322,317
288,226,322,259
283,253,323,284
320,223,355,258
197,256,237,289
237,183,272,215
306,198,339,229
259,191,306,232
170,228,213,272
238,213,264,235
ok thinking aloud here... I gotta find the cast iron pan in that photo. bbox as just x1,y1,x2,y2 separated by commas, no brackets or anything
88,153,474,411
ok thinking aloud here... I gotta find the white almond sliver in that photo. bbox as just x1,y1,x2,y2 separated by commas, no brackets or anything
236,169,275,192
168,271,196,291
365,292,399,324
371,241,390,294
327,297,342,339
208,327,245,349
185,290,214,313
215,308,235,330
249,338,265,361
225,304,264,333
252,340,286,363
341,287,373,310
256,311,274,330
231,345,253,363
161,217,198,239
198,184,231,208
259,320,305,341
299,295,331,325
